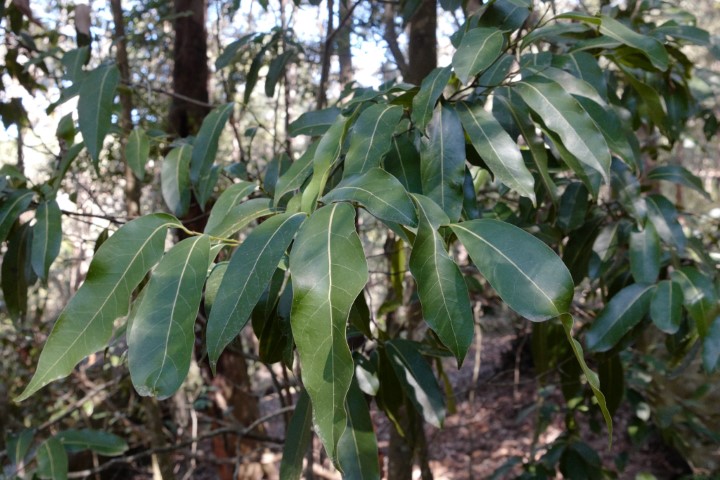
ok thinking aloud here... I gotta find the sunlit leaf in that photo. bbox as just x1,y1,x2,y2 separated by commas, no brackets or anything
452,28,504,84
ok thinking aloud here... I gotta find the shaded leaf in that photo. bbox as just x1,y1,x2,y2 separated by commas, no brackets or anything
411,66,452,131
650,280,683,334
161,144,192,217
126,127,150,180
215,34,256,69
37,437,68,480
279,390,313,480
557,182,588,232
384,134,422,194
344,104,404,177
646,194,685,252
203,198,276,239
600,15,669,71
671,268,717,338
204,181,257,235
647,165,710,200
288,107,341,137
337,380,381,480
0,189,33,244
452,28,504,84
56,429,129,456
189,103,233,189
702,318,720,373
204,262,228,315
585,284,655,352
629,222,661,284
274,141,318,203
2,223,34,319
265,50,293,97
78,64,119,166
31,199,62,280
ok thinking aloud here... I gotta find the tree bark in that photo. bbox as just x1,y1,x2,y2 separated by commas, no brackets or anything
406,0,437,85
337,0,353,86
317,0,335,109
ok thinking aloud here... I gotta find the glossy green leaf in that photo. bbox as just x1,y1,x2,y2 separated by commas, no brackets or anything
650,280,683,334
557,182,588,232
574,96,638,169
128,235,210,399
560,314,613,438
204,262,228,315
126,127,150,180
337,380,381,480
56,429,129,456
702,318,720,373
457,102,535,203
585,284,655,352
279,390,313,480
16,214,180,401
420,104,466,221
322,168,417,227
204,198,276,239
386,339,445,428
265,50,293,97
2,223,34,319
515,76,610,184
478,0,530,30
552,52,608,101
619,66,668,132
161,144,192,217
288,107,341,137
452,219,574,321
600,15,669,71
452,28,504,84
409,195,473,364
646,194,685,252
37,437,68,480
525,66,606,107
31,200,62,280
289,203,368,460
207,212,305,372
77,64,119,166
344,104,404,177
302,116,349,212
204,181,257,235
478,53,514,87
274,141,318,203
384,134,422,194
629,222,661,284
0,189,33,244
411,66,452,131
189,103,233,186
671,268,717,338
647,165,710,200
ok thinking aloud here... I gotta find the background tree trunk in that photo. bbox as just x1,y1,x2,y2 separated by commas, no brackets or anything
406,0,437,85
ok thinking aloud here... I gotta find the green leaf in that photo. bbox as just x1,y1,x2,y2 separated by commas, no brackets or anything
478,53,514,87
215,34,256,69
629,222,661,284
203,198,276,239
585,284,655,352
559,314,613,438
599,15,669,71
557,182,588,232
646,194,685,252
386,339,445,428
524,66,606,107
204,181,257,235
514,76,610,184
61,46,89,83
301,116,349,213
56,429,129,456
16,214,180,401
452,28,504,84
337,380,381,480
126,127,150,180
204,262,228,315
322,168,417,227
702,318,720,373
37,437,68,480
456,102,535,203
244,45,269,104
647,165,710,200
671,268,717,338
2,222,34,319
279,390,313,480
289,203,368,460
409,195,473,364
384,134,422,194
653,23,710,46
7,429,34,466
31,199,62,280
574,96,638,169
344,104,404,177
452,219,574,321
650,280,683,334
128,235,210,399
420,104,466,221
411,66,452,131
161,144,192,217
288,107,341,137
207,212,305,372
78,64,119,166
265,50,293,97
274,141,318,203
190,102,233,188
0,189,33,244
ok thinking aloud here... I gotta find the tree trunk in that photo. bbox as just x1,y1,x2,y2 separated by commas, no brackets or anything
317,0,335,109
337,0,353,86
406,0,437,85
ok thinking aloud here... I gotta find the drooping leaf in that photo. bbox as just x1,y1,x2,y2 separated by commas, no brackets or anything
204,181,257,235
452,28,504,84
189,103,233,189
77,64,119,166
650,280,683,334
384,134,422,194
599,15,669,71
203,198,276,239
161,144,192,217
244,45,270,104
585,284,655,352
128,235,210,399
514,76,611,184
16,214,180,401
647,165,710,200
337,380,381,480
203,262,227,315
456,102,535,203
560,314,613,438
0,189,33,244
265,50,293,97
420,104,466,221
288,107,341,137
2,223,34,319
207,212,305,372
126,127,150,180
629,222,661,284
386,339,446,428
56,429,129,456
452,219,574,321
279,390,313,480
343,104,404,177
322,168,417,227
37,437,68,480
31,199,62,280
289,203,368,460
411,66,452,131
409,195,473,364
301,116,349,212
